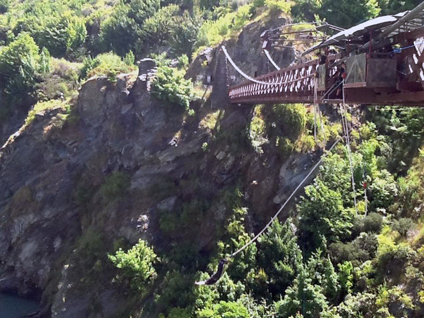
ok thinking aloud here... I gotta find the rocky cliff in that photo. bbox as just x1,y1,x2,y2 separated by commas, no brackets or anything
0,17,322,317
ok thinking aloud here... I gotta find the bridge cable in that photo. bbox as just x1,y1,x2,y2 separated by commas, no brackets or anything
229,137,342,259
222,46,313,86
264,49,281,70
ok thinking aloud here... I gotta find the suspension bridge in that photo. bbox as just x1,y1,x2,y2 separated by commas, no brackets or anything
226,2,424,106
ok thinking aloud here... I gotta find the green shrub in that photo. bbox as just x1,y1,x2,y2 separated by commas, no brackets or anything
271,104,306,141
362,212,383,233
25,99,68,126
0,32,42,100
101,171,131,199
82,52,137,81
109,239,158,291
151,65,194,111
169,12,202,58
265,0,292,14
80,55,100,79
194,5,252,50
33,13,87,58
100,0,160,56
139,4,180,48
197,301,249,318
393,218,414,237
156,270,197,310
37,58,81,101
338,261,354,294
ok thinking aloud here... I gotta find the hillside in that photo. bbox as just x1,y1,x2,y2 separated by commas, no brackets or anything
1,0,424,318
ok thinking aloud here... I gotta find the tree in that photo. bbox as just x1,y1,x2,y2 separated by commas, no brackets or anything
297,179,354,252
197,301,249,318
379,0,422,15
275,265,328,318
256,220,303,297
169,11,202,58
0,32,42,102
108,239,158,291
319,0,380,28
140,4,180,49
323,257,340,300
100,0,160,56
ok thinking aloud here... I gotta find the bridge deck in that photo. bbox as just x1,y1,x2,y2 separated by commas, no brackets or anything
228,26,424,106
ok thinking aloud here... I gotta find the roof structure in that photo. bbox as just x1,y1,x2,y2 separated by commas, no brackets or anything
302,3,424,55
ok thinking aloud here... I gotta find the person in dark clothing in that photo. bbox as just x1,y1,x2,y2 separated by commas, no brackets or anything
195,259,228,285
336,63,346,98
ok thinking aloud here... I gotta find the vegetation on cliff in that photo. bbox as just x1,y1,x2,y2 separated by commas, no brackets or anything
1,0,424,318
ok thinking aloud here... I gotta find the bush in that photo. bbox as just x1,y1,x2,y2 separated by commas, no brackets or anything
0,32,41,100
25,99,68,126
33,13,87,58
169,12,202,58
271,104,306,141
393,218,414,237
109,239,158,291
101,171,131,199
151,65,194,111
265,0,292,14
194,5,252,50
139,4,180,48
37,58,81,101
81,52,137,81
197,301,249,318
100,0,160,56
298,179,353,251
362,212,383,233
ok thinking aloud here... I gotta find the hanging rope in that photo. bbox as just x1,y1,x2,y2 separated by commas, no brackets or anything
229,137,342,259
341,80,358,216
313,77,327,146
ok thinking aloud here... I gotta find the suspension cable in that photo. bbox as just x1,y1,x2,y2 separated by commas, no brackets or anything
223,46,313,86
264,49,281,70
229,137,342,259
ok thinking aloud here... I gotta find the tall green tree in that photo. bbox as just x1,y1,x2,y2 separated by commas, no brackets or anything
319,0,380,28
100,0,160,56
0,32,43,103
297,179,354,253
275,265,328,318
256,220,303,297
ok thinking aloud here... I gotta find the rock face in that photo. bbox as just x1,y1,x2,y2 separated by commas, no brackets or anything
0,16,315,318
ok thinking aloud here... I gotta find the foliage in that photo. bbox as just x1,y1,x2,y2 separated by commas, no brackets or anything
101,171,131,200
37,58,80,101
151,65,194,111
319,0,380,28
109,239,158,291
100,0,160,56
197,300,249,318
82,52,137,81
275,265,328,318
195,5,252,50
338,261,353,295
33,12,87,58
297,179,353,252
169,11,202,58
0,32,42,102
25,99,68,126
140,4,180,48
255,220,303,297
271,104,306,141
265,0,292,15
249,105,267,153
